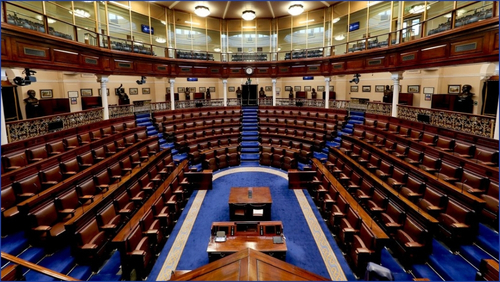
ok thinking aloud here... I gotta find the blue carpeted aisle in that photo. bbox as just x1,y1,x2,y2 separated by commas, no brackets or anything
135,112,173,151
240,106,260,163
149,167,355,280
326,111,365,150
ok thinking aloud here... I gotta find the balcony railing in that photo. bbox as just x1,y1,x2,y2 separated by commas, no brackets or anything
366,102,392,116
174,99,224,109
3,1,495,63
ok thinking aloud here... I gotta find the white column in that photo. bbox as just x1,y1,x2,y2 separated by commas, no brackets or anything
272,79,277,106
391,72,403,117
169,79,175,110
97,75,109,120
494,101,499,139
1,98,8,144
222,79,228,107
324,77,331,109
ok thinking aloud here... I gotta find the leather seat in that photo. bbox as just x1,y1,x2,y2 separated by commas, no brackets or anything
39,165,63,189
63,136,79,150
349,223,376,274
2,152,28,171
380,202,405,235
55,189,81,220
394,217,428,263
26,146,48,163
14,175,42,201
97,203,122,235
125,225,152,279
60,159,80,178
76,219,107,264
260,152,272,166
28,202,66,246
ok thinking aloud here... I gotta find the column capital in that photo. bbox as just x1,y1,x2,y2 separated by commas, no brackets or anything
96,75,109,83
271,78,277,83
390,71,403,81
169,79,175,84
222,79,228,84
324,77,331,82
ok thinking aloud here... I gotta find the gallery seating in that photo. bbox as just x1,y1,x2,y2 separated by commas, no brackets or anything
75,219,108,264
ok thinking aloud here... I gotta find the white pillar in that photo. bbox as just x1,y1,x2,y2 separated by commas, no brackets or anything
272,79,277,106
391,72,403,117
169,79,175,110
222,79,228,107
494,101,499,139
1,97,8,144
97,75,109,120
324,77,331,109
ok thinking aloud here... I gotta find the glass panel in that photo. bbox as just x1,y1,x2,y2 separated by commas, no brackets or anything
97,1,107,47
368,1,391,36
151,17,167,47
45,1,73,24
207,29,221,55
192,27,207,51
150,3,166,21
332,15,348,55
348,8,367,41
79,29,99,46
131,10,150,44
403,1,428,19
167,9,175,51
48,19,74,40
455,1,494,28
278,28,291,60
5,3,45,33
13,1,43,13
108,3,131,40
426,1,454,19
426,12,451,36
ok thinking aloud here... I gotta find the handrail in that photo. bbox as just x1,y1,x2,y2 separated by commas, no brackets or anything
1,252,80,281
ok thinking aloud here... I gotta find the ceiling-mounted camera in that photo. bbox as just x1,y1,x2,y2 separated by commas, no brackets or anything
349,73,361,84
13,68,37,86
136,76,146,85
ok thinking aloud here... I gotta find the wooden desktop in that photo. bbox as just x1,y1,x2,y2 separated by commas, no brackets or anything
228,187,272,220
207,221,286,262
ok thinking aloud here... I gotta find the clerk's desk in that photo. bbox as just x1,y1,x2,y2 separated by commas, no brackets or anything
180,170,213,190
207,221,286,262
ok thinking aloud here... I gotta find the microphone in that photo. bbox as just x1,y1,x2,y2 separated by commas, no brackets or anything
436,167,441,180
461,179,467,194
476,151,481,164
453,144,457,156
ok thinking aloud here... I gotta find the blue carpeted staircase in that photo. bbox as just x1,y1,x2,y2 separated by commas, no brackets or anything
325,111,365,151
240,106,260,165
135,112,174,151
427,239,477,281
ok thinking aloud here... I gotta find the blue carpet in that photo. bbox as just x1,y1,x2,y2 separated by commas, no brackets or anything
98,251,122,275
241,148,259,153
68,265,93,281
241,141,259,147
460,244,496,268
476,223,499,259
25,246,75,281
1,231,29,257
428,239,476,281
240,154,260,160
411,264,443,281
18,247,45,264
239,161,260,167
380,248,414,281
149,169,355,280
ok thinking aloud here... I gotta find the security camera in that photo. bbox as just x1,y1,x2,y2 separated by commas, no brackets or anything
349,74,361,84
136,76,146,85
13,76,30,86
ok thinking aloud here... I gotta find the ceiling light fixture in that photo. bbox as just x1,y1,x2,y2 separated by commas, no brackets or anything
70,8,91,18
155,37,166,43
194,5,210,17
334,34,345,41
409,4,430,14
242,10,256,21
214,47,221,52
242,26,256,29
288,4,304,16
332,17,340,23
185,21,200,25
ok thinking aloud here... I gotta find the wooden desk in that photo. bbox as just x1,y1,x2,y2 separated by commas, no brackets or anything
207,221,286,262
288,169,320,189
228,187,272,220
180,170,213,190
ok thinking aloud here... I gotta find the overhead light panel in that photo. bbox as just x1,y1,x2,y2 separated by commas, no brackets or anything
332,17,340,24
242,10,256,21
288,4,304,16
70,8,91,18
155,37,166,43
185,21,200,25
409,4,430,14
194,5,210,17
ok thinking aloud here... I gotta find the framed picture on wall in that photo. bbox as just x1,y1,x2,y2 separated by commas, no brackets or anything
329,86,334,92
294,86,301,91
98,88,110,96
407,85,420,93
265,86,272,91
304,86,312,92
228,86,235,92
189,87,196,93
350,85,358,92
209,87,215,93
423,87,434,94
317,86,325,92
40,89,53,98
448,85,461,94
68,91,78,98
129,88,138,95
142,88,150,94
70,97,77,104
362,85,371,92
178,87,185,93
375,85,385,92
425,93,432,101
81,89,93,96
199,87,206,93
285,86,292,91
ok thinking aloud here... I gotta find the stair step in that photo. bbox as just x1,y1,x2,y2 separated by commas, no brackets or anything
380,248,414,281
241,154,260,160
147,130,158,136
241,131,259,136
173,153,188,163
242,123,258,127
189,163,203,172
476,224,499,258
241,141,260,147
349,120,364,125
26,247,75,280
411,264,444,281
18,247,45,265
135,113,151,119
349,115,365,121
241,148,260,153
1,231,29,257
428,239,476,281
350,111,365,117
313,152,327,161
239,161,260,166
297,162,311,171
459,244,495,268
241,136,259,141
344,123,354,129
242,126,258,131
68,265,93,281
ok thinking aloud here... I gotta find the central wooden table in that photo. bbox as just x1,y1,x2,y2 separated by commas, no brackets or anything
228,187,272,221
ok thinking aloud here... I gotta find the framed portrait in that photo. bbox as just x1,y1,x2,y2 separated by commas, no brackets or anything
390,85,402,92
199,87,206,93
294,86,301,91
329,85,334,92
448,84,461,94
209,87,215,92
350,85,359,92
70,97,77,105
265,86,272,92
68,91,78,98
285,86,292,91
228,86,235,92
425,93,432,101
189,87,196,93
407,85,420,93
129,88,138,95
81,89,93,97
304,86,312,92
362,85,371,92
98,88,110,96
423,87,434,94
178,87,185,93
142,88,150,94
375,85,385,93
40,89,53,99
317,86,325,92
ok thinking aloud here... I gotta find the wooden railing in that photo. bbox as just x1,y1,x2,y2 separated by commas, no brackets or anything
1,252,80,281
